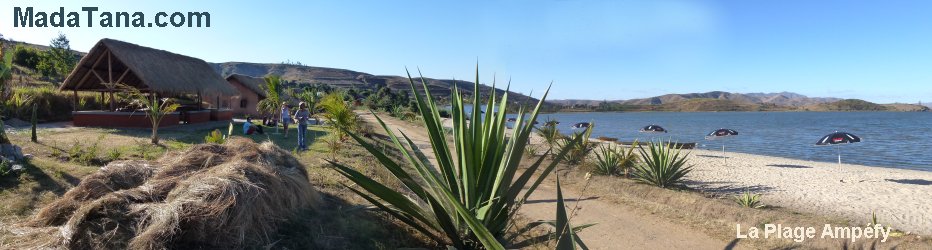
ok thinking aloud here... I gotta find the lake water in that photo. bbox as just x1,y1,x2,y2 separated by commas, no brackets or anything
530,112,932,171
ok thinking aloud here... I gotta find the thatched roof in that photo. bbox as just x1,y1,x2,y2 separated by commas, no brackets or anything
226,74,267,98
59,38,237,96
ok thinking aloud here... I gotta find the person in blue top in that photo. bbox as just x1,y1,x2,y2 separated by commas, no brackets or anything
280,102,291,138
243,117,264,135
293,102,311,150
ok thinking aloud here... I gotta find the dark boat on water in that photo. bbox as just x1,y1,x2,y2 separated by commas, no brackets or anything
572,122,590,129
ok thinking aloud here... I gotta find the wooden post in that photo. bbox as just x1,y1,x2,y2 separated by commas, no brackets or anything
108,51,116,111
73,90,78,111
100,92,105,110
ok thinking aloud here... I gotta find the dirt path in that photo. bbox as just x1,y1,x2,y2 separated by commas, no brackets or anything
356,112,737,249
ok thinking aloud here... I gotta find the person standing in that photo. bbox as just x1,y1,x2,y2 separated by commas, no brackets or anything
293,102,311,150
280,102,291,138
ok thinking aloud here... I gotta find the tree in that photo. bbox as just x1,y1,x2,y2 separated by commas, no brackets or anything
256,75,284,131
317,92,356,140
34,33,77,82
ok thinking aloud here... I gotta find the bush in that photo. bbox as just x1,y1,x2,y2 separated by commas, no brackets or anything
633,140,692,188
12,45,41,69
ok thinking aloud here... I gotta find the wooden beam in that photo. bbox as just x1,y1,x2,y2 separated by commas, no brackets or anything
73,48,109,91
91,70,107,83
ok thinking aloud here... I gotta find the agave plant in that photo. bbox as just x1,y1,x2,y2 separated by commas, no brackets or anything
331,69,584,249
734,189,764,209
558,124,595,165
535,117,563,154
633,140,692,188
592,144,621,176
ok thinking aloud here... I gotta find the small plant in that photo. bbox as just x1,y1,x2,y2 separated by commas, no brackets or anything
633,140,692,188
106,148,122,162
69,137,102,166
204,129,226,144
535,117,563,154
734,189,764,208
592,144,622,176
558,124,595,165
524,144,539,158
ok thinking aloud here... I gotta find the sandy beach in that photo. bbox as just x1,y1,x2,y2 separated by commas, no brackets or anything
682,149,932,235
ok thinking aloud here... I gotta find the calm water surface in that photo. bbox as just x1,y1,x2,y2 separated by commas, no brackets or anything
530,112,932,171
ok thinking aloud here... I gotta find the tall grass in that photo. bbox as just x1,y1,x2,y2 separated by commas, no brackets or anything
633,140,692,188
331,69,583,249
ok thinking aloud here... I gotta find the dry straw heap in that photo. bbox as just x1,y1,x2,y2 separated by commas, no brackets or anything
11,138,317,249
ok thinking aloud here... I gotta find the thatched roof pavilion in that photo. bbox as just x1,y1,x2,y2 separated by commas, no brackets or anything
59,38,237,110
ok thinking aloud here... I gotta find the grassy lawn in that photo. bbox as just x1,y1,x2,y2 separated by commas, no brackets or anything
0,121,431,249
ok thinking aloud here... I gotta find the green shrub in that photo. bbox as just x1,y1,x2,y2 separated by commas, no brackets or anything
633,140,692,188
734,189,764,209
12,45,41,69
204,129,225,144
331,69,583,249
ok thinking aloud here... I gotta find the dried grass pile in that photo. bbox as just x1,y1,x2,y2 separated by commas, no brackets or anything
14,137,318,249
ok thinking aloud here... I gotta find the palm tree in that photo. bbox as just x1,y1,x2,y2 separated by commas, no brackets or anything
317,91,356,140
256,75,284,132
128,89,180,144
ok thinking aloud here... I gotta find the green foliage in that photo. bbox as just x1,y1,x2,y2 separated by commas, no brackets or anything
106,148,122,162
126,87,180,144
363,84,410,111
30,103,37,142
4,86,98,122
557,124,595,165
69,135,104,166
535,117,563,153
734,189,764,209
32,33,78,81
317,92,357,140
330,68,582,249
257,75,284,117
592,142,639,177
633,140,693,188
204,129,226,144
12,45,41,69
523,144,539,158
296,88,321,119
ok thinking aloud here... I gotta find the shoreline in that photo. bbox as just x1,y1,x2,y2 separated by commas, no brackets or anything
682,148,932,235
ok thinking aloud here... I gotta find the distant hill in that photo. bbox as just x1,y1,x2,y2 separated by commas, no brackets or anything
804,99,929,112
554,91,840,107
211,62,540,103
552,91,928,112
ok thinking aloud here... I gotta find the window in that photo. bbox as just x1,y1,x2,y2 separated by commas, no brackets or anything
240,99,248,108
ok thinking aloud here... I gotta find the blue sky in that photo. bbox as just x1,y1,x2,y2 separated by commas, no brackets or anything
3,0,931,103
